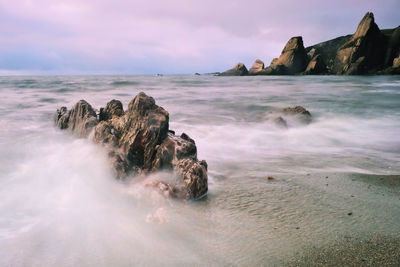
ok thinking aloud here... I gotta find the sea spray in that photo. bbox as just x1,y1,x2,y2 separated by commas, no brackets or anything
1,75,399,265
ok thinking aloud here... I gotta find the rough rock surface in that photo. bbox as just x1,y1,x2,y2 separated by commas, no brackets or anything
304,54,327,75
333,12,387,75
54,92,208,200
54,100,98,138
282,106,312,124
219,62,248,76
248,59,265,75
99,99,124,121
393,55,400,69
270,36,309,74
384,26,400,67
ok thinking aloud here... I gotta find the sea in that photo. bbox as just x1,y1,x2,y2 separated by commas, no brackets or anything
0,75,399,266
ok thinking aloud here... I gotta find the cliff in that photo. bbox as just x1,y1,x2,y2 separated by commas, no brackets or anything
220,12,400,76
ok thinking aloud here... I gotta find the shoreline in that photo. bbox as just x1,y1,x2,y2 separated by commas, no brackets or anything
285,233,400,266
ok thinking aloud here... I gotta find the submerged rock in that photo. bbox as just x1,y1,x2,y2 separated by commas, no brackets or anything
273,116,288,128
54,92,208,200
282,106,312,124
219,62,249,76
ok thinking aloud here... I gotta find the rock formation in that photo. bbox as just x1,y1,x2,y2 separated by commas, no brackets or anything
333,12,387,75
55,92,208,200
269,36,309,74
219,12,400,76
282,106,312,124
54,100,98,138
305,35,352,72
304,54,327,75
219,62,248,76
248,59,265,75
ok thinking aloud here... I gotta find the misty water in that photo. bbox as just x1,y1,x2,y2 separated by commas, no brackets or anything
0,75,399,266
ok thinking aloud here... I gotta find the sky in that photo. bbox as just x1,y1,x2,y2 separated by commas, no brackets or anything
0,0,399,75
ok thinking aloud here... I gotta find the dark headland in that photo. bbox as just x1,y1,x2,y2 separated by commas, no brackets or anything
219,12,400,76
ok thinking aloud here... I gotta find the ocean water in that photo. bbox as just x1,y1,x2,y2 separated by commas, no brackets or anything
0,75,399,266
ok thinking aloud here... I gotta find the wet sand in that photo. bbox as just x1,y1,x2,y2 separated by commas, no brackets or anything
285,234,400,266
284,174,400,266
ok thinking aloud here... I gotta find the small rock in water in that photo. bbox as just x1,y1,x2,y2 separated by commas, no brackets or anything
296,227,300,230
267,176,275,180
347,212,353,216
273,116,287,128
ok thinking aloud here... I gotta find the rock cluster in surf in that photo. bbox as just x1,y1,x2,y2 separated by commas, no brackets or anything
219,12,400,76
54,92,208,200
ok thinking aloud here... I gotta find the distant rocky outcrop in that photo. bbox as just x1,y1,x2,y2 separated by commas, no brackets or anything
333,12,387,74
219,62,248,76
219,12,400,76
248,59,265,75
304,54,327,75
269,36,309,74
55,92,208,200
305,35,352,72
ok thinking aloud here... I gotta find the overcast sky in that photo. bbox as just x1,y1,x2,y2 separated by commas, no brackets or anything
0,0,399,74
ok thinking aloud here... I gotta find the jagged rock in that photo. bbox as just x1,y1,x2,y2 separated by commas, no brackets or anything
282,106,312,124
248,59,265,75
152,133,197,171
305,35,352,72
333,12,387,75
54,100,98,138
99,99,124,121
220,62,248,76
116,93,169,171
54,106,69,129
54,92,208,200
270,36,309,74
175,159,208,199
304,54,327,75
